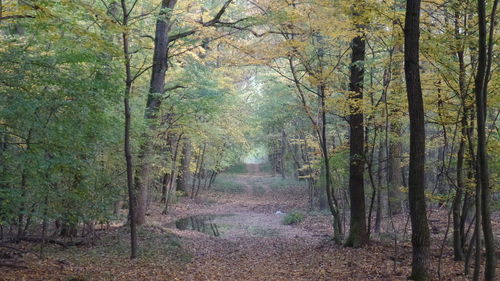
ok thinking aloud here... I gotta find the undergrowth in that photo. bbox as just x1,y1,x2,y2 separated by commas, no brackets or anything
213,175,245,193
283,211,305,225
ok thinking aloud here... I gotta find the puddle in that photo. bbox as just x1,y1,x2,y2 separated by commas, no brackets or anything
174,215,229,237
172,213,289,238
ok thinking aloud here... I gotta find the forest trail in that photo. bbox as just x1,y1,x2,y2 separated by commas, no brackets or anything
162,164,329,280
144,165,407,281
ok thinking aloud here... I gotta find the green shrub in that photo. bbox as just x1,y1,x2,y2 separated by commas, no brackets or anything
282,211,305,225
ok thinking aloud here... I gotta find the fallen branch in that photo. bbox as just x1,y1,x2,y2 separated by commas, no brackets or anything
0,262,27,269
18,237,92,248
0,244,29,254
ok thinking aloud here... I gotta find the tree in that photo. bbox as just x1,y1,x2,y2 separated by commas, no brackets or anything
176,139,192,194
404,0,431,279
119,0,138,259
133,0,237,225
345,3,368,248
474,0,497,279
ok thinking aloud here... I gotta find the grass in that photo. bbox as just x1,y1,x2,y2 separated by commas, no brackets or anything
247,226,279,237
283,211,305,225
212,174,245,193
254,176,305,191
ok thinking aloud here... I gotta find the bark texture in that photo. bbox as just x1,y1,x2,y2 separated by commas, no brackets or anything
404,0,431,279
345,34,368,248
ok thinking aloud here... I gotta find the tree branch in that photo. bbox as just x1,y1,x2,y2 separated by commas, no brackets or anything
0,15,34,21
169,0,235,43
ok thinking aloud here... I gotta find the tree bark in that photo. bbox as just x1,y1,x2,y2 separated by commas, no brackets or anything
280,129,286,178
375,143,383,234
120,0,137,259
176,139,192,194
345,33,368,248
452,12,468,260
474,0,497,279
404,0,431,279
134,0,178,226
453,114,466,261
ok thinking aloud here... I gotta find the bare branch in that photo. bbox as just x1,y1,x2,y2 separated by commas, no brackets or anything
0,15,34,21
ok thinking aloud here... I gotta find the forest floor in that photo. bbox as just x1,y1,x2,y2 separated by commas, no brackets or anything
1,164,498,280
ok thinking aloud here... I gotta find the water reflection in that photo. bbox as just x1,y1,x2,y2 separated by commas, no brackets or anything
174,215,223,237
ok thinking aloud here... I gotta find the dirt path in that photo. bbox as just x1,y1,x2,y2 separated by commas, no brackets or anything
155,164,324,280
151,165,357,280
166,164,319,238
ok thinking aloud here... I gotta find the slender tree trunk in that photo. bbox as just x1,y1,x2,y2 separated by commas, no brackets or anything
176,139,192,194
16,129,31,241
473,185,481,281
345,33,368,248
16,170,27,241
388,121,403,215
121,0,137,259
287,55,341,238
40,195,48,259
163,133,182,214
319,86,343,244
387,32,404,217
191,147,203,198
404,0,431,279
474,1,497,279
375,143,383,234
194,143,207,198
280,129,286,178
452,11,468,260
453,115,466,261
161,173,170,203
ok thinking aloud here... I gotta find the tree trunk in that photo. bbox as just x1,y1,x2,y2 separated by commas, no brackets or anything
161,173,170,203
121,0,137,259
452,116,466,261
176,139,192,194
163,133,182,214
280,129,286,178
474,0,497,279
404,0,431,279
134,0,178,226
375,143,383,234
319,85,343,244
452,16,468,259
194,143,207,198
387,38,404,217
388,121,403,215
345,33,368,248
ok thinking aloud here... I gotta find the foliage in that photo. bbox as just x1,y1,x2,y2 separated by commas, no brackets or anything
0,2,124,228
282,211,305,225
